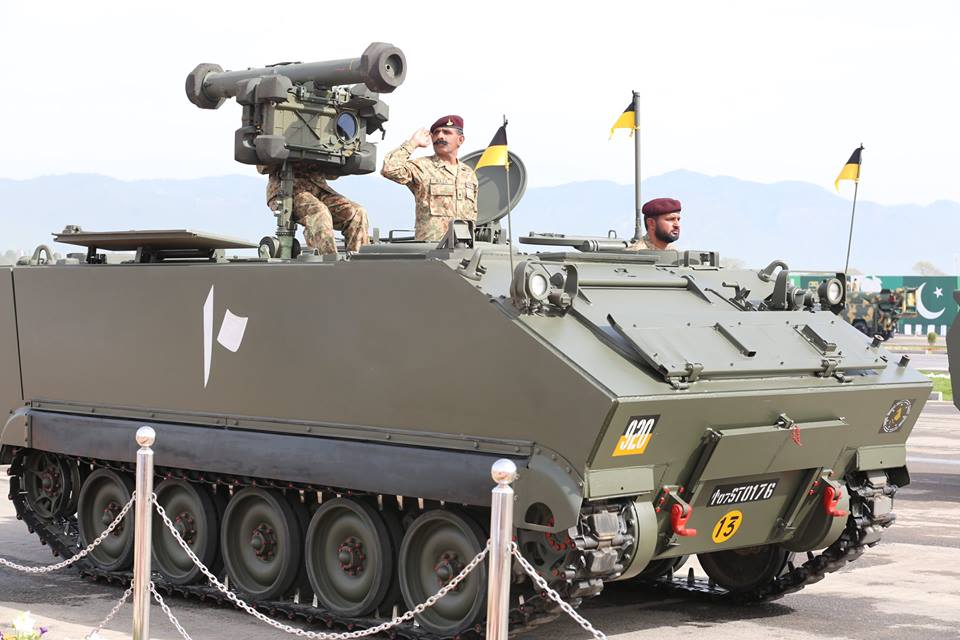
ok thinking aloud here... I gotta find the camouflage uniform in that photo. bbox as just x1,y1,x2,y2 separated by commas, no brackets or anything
626,234,673,251
260,165,369,255
380,141,478,241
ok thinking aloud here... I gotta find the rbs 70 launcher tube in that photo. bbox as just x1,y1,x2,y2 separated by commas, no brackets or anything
187,42,406,109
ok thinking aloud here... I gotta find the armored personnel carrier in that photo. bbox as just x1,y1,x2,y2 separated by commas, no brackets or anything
1,44,928,637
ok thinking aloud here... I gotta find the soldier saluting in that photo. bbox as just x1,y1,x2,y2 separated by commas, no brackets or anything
381,115,479,241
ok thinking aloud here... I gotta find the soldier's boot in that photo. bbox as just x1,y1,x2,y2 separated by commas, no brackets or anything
341,207,370,253
295,192,338,256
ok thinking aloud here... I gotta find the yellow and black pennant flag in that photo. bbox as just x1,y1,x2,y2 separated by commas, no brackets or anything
834,144,864,190
476,124,509,169
609,101,636,139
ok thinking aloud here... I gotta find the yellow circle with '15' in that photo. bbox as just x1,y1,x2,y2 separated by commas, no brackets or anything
712,510,744,544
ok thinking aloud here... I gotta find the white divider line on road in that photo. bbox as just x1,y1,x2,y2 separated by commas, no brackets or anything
907,456,960,467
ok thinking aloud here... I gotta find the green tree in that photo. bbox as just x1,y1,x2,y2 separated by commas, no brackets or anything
913,261,946,276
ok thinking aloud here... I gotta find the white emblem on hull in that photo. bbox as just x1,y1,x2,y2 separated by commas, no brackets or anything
203,285,249,388
203,285,214,387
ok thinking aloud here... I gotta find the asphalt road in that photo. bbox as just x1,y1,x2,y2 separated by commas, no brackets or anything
901,351,948,372
882,336,948,371
2,405,959,640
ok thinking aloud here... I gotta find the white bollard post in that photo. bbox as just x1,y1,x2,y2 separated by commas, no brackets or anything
486,459,517,640
132,426,156,640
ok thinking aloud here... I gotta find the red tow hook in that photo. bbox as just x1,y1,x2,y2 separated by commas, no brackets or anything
823,485,848,518
670,503,697,537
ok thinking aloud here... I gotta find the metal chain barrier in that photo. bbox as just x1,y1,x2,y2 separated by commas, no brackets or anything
153,493,490,639
0,492,136,574
85,585,133,640
150,581,194,640
5,448,600,640
511,541,607,640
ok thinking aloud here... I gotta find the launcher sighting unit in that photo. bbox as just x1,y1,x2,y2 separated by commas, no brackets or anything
186,42,406,258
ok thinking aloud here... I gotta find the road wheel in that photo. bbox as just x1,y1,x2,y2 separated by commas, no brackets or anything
305,497,396,617
77,468,135,571
152,479,220,585
698,544,789,593
21,452,78,521
398,509,487,634
221,487,302,600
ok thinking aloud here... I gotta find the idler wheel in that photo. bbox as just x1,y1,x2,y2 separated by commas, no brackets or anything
77,468,135,571
152,479,220,585
698,544,790,593
305,497,396,617
398,509,487,634
22,452,70,521
220,487,302,600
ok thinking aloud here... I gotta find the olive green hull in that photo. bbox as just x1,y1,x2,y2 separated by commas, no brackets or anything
592,383,919,557
0,249,929,561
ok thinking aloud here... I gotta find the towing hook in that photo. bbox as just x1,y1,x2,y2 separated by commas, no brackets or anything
823,485,848,518
670,503,697,537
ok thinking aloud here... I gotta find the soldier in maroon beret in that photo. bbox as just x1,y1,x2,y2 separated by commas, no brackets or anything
429,115,464,133
381,114,478,241
627,197,681,250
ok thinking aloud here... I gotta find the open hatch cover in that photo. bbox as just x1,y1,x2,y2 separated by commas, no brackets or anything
54,228,257,251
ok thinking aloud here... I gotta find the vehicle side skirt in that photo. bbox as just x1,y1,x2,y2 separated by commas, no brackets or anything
26,410,522,507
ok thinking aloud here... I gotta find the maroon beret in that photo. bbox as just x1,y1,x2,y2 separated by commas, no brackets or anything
430,115,464,133
642,197,681,216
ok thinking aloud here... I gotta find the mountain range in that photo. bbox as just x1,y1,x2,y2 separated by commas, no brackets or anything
1,170,953,274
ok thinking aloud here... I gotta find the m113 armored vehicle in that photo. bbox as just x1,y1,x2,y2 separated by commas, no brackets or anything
1,43,928,637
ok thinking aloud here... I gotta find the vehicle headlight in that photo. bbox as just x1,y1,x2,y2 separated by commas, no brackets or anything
528,272,550,301
510,261,560,309
819,278,844,306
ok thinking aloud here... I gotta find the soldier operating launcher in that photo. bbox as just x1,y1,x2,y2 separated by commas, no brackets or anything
186,42,406,258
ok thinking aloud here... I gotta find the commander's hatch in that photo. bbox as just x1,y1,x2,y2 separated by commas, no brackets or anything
573,298,886,387
54,228,257,263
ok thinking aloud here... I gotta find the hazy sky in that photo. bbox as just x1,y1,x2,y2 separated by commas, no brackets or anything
1,1,957,205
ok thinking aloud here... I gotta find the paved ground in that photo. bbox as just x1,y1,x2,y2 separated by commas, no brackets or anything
901,351,948,372
886,336,948,351
884,336,948,371
2,405,959,640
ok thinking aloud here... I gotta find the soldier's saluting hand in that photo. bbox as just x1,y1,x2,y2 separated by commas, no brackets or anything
381,115,479,242
409,127,432,148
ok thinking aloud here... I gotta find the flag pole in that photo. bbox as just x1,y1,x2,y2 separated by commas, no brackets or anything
503,115,515,275
842,144,863,275
633,91,642,242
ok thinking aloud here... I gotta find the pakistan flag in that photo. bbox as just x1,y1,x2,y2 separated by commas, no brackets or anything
897,275,958,336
